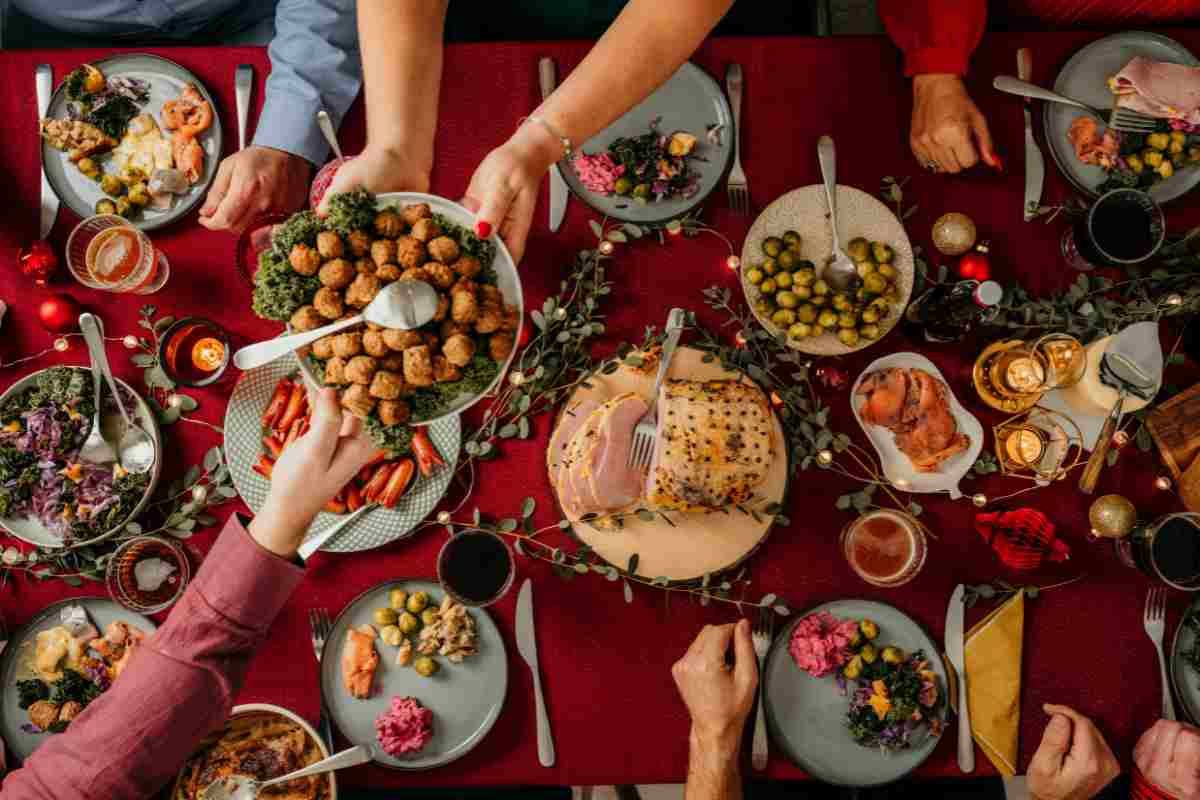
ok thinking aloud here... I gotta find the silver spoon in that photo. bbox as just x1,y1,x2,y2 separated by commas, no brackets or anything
233,279,440,371
816,135,859,292
297,502,377,561
78,313,156,474
201,744,372,800
316,110,343,160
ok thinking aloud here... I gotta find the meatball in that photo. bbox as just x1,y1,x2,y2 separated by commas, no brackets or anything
489,333,515,362
474,304,502,333
427,236,461,264
290,305,324,332
375,210,404,237
345,273,383,309
380,353,406,373
355,258,376,276
289,243,321,276
347,229,372,257
410,217,441,243
341,383,376,417
452,255,482,278
319,258,355,289
363,330,389,357
316,231,344,259
399,267,431,284
332,332,363,359
396,236,427,269
312,335,337,360
346,355,379,385
423,332,441,349
441,319,469,339
371,239,397,267
314,287,345,320
401,202,432,226
58,701,83,722
479,284,503,306
403,345,435,387
27,701,60,731
378,399,411,426
322,356,348,385
501,305,521,332
451,277,479,297
433,355,462,383
369,370,406,400
425,263,456,290
443,333,476,367
383,329,425,351
376,264,401,282
451,291,479,324
434,294,450,322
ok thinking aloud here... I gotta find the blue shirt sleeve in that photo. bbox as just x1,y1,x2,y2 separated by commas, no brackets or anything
253,0,361,165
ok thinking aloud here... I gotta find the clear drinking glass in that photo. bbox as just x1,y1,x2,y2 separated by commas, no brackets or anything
106,535,191,613
1117,512,1200,591
841,509,927,588
1061,188,1164,271
436,529,516,607
66,215,170,294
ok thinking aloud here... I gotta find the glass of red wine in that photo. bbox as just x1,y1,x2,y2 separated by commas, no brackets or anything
437,529,516,607
1117,512,1200,590
1061,188,1165,271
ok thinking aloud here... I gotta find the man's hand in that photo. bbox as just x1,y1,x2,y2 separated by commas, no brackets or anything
1028,704,1121,800
316,145,432,215
1135,719,1200,799
910,74,998,174
199,145,312,233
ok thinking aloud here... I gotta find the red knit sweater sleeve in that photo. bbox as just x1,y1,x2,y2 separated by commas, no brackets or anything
879,0,989,77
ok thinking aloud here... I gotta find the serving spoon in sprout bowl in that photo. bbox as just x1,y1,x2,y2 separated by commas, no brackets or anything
233,279,440,371
201,745,373,800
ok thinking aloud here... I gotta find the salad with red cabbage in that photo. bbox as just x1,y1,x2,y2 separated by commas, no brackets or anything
0,368,149,542
843,644,943,754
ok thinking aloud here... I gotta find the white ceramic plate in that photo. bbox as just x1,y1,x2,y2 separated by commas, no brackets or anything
0,367,162,548
850,353,984,499
741,185,914,355
223,358,460,553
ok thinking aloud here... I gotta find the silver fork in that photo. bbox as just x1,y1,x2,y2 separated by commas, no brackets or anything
1144,588,1176,721
751,606,774,771
308,608,336,750
628,308,687,469
725,64,750,215
992,76,1157,133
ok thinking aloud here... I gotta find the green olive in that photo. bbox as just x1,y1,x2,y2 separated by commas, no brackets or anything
761,237,785,258
771,308,796,327
811,279,830,297
380,625,404,647
787,322,812,340
781,230,802,250
796,304,817,324
632,183,651,199
793,267,815,287
421,608,440,626
871,242,895,264
837,328,861,347
373,607,399,626
406,591,430,614
389,589,409,610
846,237,870,261
414,656,439,677
775,271,793,289
817,309,839,329
776,291,799,309
398,611,420,635
859,323,881,340
759,278,778,295
745,268,764,286
777,250,797,270
614,176,633,195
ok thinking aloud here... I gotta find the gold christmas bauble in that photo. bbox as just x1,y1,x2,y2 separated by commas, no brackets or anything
1089,494,1137,539
932,212,978,256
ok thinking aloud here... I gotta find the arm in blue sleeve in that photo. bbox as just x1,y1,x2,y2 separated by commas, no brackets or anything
253,0,362,165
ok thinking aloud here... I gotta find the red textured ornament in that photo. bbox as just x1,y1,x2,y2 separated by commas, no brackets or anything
37,294,81,334
18,241,59,286
815,365,848,390
958,242,991,281
308,155,353,211
974,508,1069,570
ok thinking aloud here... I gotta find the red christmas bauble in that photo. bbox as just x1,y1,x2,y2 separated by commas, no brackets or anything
37,294,81,333
18,241,59,286
958,242,991,281
309,156,353,211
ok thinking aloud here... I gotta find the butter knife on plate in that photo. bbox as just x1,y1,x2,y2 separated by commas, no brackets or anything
538,58,568,233
516,578,556,767
36,64,58,239
946,584,974,773
1018,48,1045,222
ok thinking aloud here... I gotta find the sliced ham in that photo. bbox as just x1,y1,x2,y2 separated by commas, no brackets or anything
547,397,603,489
558,405,608,517
560,393,646,516
1067,116,1119,168
1112,57,1200,125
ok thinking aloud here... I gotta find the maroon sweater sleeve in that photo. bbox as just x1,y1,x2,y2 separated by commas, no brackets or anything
1,517,304,800
879,0,989,77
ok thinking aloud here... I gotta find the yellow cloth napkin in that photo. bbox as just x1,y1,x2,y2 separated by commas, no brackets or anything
964,591,1025,777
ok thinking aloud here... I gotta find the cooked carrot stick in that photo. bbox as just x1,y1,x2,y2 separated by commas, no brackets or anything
379,459,415,508
252,454,274,479
261,378,292,429
346,484,364,512
412,428,445,478
275,382,307,433
263,435,283,460
362,463,395,504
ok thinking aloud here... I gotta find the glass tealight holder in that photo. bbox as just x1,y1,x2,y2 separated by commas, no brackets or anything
159,317,232,387
106,535,191,614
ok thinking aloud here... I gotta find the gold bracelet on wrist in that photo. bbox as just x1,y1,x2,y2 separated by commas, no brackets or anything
519,115,573,158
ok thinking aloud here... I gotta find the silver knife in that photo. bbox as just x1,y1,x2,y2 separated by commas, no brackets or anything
945,584,974,773
1018,48,1045,222
538,58,568,233
36,64,58,239
516,578,555,767
235,64,254,151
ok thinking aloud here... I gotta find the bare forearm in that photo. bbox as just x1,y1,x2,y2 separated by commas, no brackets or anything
685,728,743,800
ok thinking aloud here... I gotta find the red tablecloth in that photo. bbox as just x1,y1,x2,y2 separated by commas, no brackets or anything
1,32,1199,790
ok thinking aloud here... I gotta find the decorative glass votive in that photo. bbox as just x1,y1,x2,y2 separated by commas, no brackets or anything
1034,333,1086,390
993,407,1084,483
159,317,232,387
106,535,190,613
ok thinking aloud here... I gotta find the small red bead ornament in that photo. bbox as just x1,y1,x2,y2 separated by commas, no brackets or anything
957,242,992,281
18,241,59,286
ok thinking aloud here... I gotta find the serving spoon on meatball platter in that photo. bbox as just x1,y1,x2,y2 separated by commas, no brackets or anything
201,744,373,800
233,279,441,371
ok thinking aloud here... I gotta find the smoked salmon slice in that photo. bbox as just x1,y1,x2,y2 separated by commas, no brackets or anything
341,623,379,699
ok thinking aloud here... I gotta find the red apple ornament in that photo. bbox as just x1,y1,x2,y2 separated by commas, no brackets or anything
958,242,992,281
38,294,81,333
310,156,353,211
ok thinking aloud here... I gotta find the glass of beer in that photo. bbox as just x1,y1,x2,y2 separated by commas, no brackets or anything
66,215,170,294
841,509,927,588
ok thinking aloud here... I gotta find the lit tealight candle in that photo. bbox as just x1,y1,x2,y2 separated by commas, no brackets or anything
191,337,226,373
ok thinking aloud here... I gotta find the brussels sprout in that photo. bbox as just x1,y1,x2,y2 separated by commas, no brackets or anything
373,607,399,626
632,183,651,199
1170,138,1186,155
846,237,870,261
1159,159,1176,179
94,198,118,215
782,230,803,250
119,166,147,186
794,267,816,287
614,176,633,195
414,656,439,677
1143,149,1165,168
859,619,879,640
76,158,100,178
871,242,895,264
859,323,881,340
771,308,796,327
398,611,420,635
883,285,901,302
868,297,891,315
389,589,409,610
863,273,889,294
114,197,133,218
1189,146,1200,163
1147,132,1171,151
849,629,863,649
812,279,830,296
877,263,898,281
855,260,876,278
792,285,812,301
843,655,864,680
1173,151,1187,168
761,257,778,276
745,268,764,286
1126,153,1145,174
838,326,860,346
776,291,799,309
759,278,778,295
100,174,124,197
787,322,812,340
406,591,430,613
837,311,858,329
796,304,817,324
777,250,797,271
860,307,880,325
832,293,852,312
810,294,829,308
762,237,785,258
421,608,440,626
126,182,150,207
380,625,404,647
1170,130,1187,146
817,309,839,329
860,643,879,664
775,271,793,289
755,298,775,316
881,645,906,665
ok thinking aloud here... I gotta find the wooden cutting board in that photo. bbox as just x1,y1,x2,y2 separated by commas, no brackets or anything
547,346,789,582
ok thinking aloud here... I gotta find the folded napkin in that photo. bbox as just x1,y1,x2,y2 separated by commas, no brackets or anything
965,591,1025,777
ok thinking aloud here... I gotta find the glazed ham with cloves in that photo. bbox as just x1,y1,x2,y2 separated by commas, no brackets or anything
856,367,970,473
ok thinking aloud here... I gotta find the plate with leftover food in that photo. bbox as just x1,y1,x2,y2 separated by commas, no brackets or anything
741,185,914,355
1170,597,1200,724
223,358,459,553
319,579,507,770
851,352,983,499
39,54,222,230
763,599,947,787
559,62,732,223
0,598,155,763
0,366,162,549
1045,31,1200,203
173,703,334,800
549,345,788,582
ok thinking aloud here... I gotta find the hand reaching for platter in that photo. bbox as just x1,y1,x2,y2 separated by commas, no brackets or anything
1135,719,1200,799
673,621,758,747
199,145,312,233
910,74,998,174
315,145,432,215
1027,704,1121,800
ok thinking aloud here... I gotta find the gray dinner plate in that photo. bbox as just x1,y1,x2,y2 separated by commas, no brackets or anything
1171,596,1200,724
0,598,156,763
559,62,733,224
319,579,507,770
763,599,948,787
42,53,223,230
1044,31,1200,203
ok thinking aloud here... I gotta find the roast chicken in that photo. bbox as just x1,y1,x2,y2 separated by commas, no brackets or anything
857,367,969,472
